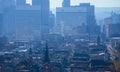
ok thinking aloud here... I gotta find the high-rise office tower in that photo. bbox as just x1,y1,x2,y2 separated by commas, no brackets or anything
56,3,100,36
1,0,16,37
16,0,26,5
0,1,3,36
0,14,3,36
0,0,3,9
41,0,50,36
32,0,50,38
62,0,70,7
32,0,41,5
0,0,50,40
2,0,15,8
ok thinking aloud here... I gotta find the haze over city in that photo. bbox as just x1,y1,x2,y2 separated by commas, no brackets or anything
27,0,120,8
0,0,120,72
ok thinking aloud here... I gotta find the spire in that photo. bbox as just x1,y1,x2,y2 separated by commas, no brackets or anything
29,47,32,56
28,47,33,63
44,42,50,63
97,35,101,46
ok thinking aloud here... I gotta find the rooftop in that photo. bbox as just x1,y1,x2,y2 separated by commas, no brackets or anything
56,7,87,12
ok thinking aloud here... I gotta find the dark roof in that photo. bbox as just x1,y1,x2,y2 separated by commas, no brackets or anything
91,60,110,66
73,53,89,58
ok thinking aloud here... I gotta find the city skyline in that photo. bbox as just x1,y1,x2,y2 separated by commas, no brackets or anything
27,0,120,8
0,0,120,72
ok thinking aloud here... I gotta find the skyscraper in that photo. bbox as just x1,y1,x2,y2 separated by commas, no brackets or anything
62,0,70,7
56,3,100,36
16,0,26,5
32,0,41,5
40,0,50,37
15,5,41,40
2,0,15,7
32,0,50,38
0,13,3,36
14,0,50,40
1,0,50,40
104,13,120,38
0,0,3,36
2,0,16,37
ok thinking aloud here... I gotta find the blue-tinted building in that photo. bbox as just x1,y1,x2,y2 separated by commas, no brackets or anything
56,1,100,36
32,0,50,38
1,0,50,40
0,1,3,36
104,13,120,38
0,13,3,36
16,0,26,5
62,0,70,7
15,5,42,40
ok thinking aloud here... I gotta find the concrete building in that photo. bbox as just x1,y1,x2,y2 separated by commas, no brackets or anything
109,24,120,37
112,13,120,24
39,0,50,37
55,1,100,36
1,0,50,40
2,0,15,8
49,11,55,33
32,0,50,38
0,13,3,36
16,0,26,5
62,0,70,7
104,13,120,38
15,5,41,40
0,0,3,36
32,0,41,5
104,17,112,38
15,0,50,40
1,0,16,38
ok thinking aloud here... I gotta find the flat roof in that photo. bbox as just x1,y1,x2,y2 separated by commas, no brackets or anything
56,7,87,12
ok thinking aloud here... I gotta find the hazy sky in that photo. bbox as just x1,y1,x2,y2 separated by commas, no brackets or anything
27,0,120,8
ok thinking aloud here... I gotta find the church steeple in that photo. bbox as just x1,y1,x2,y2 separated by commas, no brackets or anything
97,35,101,46
44,42,50,63
43,42,51,72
